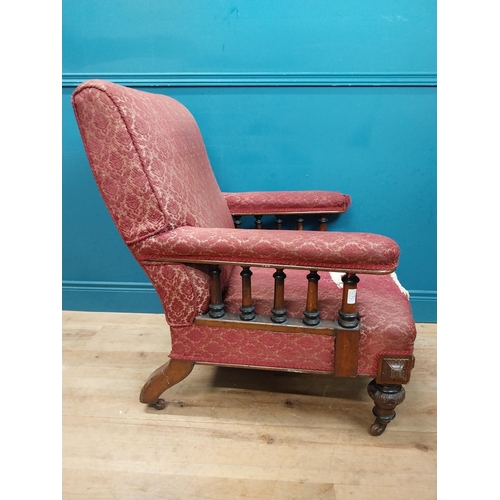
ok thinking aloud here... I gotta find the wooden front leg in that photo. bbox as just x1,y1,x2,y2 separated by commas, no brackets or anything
367,380,406,436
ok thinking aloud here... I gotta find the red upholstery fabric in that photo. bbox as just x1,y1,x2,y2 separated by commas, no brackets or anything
170,324,336,372
223,190,351,214
140,263,209,326
131,227,400,273
169,268,416,375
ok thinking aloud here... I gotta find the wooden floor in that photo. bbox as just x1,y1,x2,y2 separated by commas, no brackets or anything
62,312,437,500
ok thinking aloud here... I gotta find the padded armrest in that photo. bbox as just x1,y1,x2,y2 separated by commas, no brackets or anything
131,227,399,274
222,191,351,215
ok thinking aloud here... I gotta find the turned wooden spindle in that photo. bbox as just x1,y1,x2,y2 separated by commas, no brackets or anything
303,270,321,326
296,216,304,230
239,267,255,321
271,269,287,323
318,215,328,231
338,273,360,328
254,215,263,229
208,265,225,318
275,215,283,230
233,216,242,229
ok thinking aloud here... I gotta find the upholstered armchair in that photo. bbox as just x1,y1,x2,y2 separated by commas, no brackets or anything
72,80,416,436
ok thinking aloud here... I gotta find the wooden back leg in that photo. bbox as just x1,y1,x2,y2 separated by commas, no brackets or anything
140,359,195,409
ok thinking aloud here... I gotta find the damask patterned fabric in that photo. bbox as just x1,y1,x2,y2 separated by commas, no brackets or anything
131,226,400,273
140,262,211,326
170,324,337,372
223,190,351,214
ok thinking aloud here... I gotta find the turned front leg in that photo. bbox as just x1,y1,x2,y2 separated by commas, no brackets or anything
367,380,406,436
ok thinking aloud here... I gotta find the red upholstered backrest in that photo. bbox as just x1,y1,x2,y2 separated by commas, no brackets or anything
72,80,235,244
72,80,235,325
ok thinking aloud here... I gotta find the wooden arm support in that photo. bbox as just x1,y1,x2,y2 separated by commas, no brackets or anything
239,213,331,231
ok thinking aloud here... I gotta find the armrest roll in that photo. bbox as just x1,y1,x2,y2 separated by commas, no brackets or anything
131,227,399,274
223,190,351,215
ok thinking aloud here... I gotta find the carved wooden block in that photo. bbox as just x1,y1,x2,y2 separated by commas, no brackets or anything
376,355,415,385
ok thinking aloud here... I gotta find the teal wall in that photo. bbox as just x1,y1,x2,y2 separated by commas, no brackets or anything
62,0,437,321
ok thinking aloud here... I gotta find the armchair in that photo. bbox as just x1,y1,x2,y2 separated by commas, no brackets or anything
72,80,416,436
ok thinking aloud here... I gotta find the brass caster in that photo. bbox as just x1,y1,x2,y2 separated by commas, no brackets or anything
149,398,166,410
369,421,387,436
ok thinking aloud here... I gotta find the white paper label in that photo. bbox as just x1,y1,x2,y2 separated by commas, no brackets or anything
347,289,357,304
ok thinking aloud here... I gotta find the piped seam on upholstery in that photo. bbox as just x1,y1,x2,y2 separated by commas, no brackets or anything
72,82,169,245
